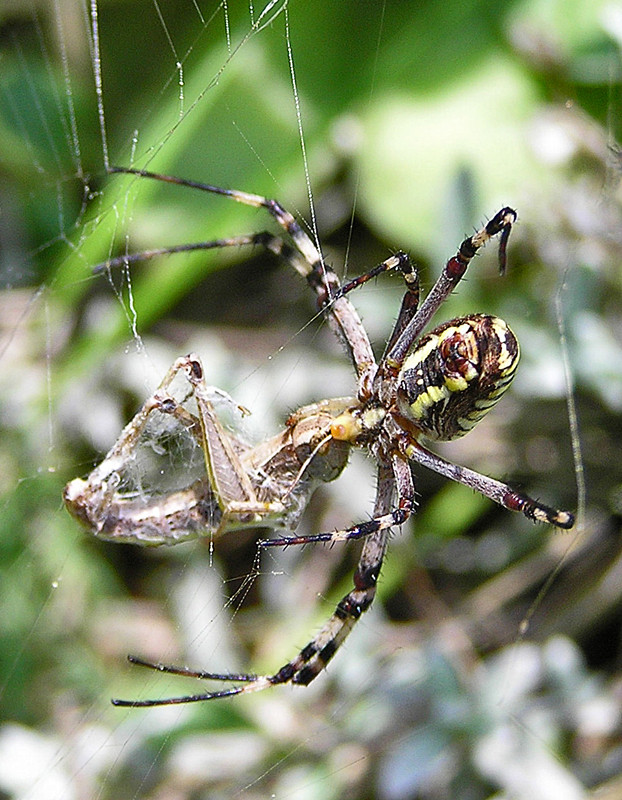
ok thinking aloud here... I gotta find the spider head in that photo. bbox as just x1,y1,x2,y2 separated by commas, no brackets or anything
396,314,520,441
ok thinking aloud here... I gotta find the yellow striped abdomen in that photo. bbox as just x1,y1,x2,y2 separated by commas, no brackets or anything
396,314,519,441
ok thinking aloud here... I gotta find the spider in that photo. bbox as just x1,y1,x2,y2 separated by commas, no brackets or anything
65,167,575,706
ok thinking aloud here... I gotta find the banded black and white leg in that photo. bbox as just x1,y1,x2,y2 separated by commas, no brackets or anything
112,461,399,706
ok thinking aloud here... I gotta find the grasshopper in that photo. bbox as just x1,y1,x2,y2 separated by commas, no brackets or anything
64,353,353,546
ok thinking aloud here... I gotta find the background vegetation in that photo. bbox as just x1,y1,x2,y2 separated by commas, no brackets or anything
1,1,621,798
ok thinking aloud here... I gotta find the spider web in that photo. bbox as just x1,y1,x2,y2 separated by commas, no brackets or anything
1,1,622,799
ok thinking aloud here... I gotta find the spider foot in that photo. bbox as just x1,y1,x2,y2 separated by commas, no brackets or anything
504,490,575,529
111,655,268,706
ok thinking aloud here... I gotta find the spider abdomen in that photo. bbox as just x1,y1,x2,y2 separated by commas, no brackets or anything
396,314,519,441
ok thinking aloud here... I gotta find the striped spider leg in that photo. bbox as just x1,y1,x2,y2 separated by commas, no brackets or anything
89,177,574,707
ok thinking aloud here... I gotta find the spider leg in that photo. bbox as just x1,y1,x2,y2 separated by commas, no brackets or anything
257,509,407,548
111,656,262,706
259,453,414,545
332,250,422,357
111,462,401,706
404,437,574,529
122,655,258,682
335,251,417,302
250,461,402,686
93,234,274,273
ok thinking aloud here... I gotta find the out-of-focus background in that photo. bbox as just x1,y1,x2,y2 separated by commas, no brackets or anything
1,1,621,798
